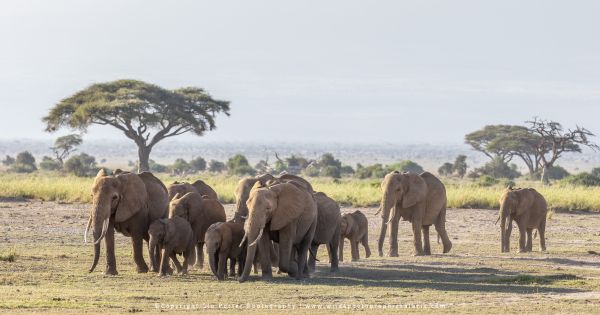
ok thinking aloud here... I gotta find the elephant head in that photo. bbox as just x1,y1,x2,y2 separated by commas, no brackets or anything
233,174,275,223
168,192,202,221
148,219,170,272
86,169,148,272
339,214,355,237
167,182,196,201
238,182,306,282
205,222,224,278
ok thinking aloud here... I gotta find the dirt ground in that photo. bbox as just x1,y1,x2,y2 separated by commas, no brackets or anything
1,201,600,313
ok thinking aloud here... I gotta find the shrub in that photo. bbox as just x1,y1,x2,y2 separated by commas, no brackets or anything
64,153,97,177
387,160,424,174
453,155,468,178
533,166,570,180
39,156,61,171
149,160,168,173
227,154,255,175
208,160,226,173
320,165,341,178
171,158,192,174
471,157,521,179
10,151,37,173
340,165,355,175
189,157,206,172
438,162,454,176
563,173,600,187
477,175,499,187
303,166,320,177
2,155,15,166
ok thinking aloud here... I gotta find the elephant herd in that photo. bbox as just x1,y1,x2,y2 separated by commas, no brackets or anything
85,169,548,282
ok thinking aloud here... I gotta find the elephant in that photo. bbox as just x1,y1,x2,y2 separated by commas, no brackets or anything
339,210,371,261
238,182,318,282
148,216,196,276
86,170,168,275
168,192,227,269
498,187,547,253
205,221,246,280
307,192,341,272
167,180,218,200
233,174,276,223
377,171,452,256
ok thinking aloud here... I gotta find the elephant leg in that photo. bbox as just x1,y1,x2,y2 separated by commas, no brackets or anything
434,205,452,253
181,252,190,275
505,221,513,252
278,226,299,278
295,226,314,280
270,242,279,267
132,235,149,273
350,240,360,261
526,228,533,252
229,257,236,277
195,243,204,269
539,220,547,252
170,252,183,274
104,218,118,275
361,233,371,258
217,252,228,280
388,216,400,257
378,219,387,257
518,222,527,253
329,235,340,272
308,243,319,273
339,236,345,262
259,232,273,280
412,220,424,256
422,225,431,255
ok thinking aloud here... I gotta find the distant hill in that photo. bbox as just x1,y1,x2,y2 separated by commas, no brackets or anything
0,139,597,173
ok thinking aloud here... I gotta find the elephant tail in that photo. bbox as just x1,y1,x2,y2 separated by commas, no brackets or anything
309,246,319,262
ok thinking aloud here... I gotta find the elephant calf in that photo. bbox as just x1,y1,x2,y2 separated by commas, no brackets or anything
339,210,371,261
498,187,548,253
205,222,246,280
148,217,196,276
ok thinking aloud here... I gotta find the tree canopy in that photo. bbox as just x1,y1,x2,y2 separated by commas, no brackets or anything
43,80,230,172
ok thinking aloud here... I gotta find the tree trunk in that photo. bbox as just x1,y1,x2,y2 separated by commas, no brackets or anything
540,164,549,185
138,145,151,173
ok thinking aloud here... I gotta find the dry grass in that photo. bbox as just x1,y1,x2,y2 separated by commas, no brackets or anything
1,173,600,211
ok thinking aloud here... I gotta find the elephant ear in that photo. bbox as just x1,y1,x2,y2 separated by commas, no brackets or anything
269,183,306,231
401,174,428,209
115,173,149,223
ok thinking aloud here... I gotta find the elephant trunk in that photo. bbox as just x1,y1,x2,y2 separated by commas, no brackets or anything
378,191,394,256
88,200,111,272
208,247,218,278
149,236,159,272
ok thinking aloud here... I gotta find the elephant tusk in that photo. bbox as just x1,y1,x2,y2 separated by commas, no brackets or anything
93,218,110,245
239,233,247,248
494,216,501,225
84,216,92,243
248,229,264,247
374,207,382,216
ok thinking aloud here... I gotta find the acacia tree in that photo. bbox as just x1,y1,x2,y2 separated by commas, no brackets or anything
51,134,82,167
527,118,598,184
43,80,230,172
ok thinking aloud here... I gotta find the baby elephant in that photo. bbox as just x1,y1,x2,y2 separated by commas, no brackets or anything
148,217,196,276
205,222,246,280
339,210,371,261
498,187,548,253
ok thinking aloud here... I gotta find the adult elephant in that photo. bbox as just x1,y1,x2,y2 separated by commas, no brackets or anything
308,191,341,272
169,192,227,269
86,169,168,275
377,171,452,256
167,180,218,200
498,187,547,253
239,182,317,282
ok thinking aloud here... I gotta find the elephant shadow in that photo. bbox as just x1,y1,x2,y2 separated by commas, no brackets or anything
268,261,584,294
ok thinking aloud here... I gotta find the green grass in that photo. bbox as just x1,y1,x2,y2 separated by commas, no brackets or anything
1,172,600,211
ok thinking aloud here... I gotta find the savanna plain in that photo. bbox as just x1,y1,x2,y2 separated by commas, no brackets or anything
1,175,600,313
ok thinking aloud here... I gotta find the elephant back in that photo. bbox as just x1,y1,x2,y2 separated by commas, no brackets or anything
312,192,342,244
139,172,169,222
191,179,218,200
419,172,447,225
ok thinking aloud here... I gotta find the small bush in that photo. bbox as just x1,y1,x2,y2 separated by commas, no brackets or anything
320,165,341,178
563,173,600,187
303,166,320,177
477,175,499,187
227,154,256,176
64,153,97,177
11,151,37,173
39,156,61,171
208,160,226,173
533,166,570,180
189,157,206,172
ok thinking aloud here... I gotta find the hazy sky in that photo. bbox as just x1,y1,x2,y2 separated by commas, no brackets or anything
1,0,599,144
